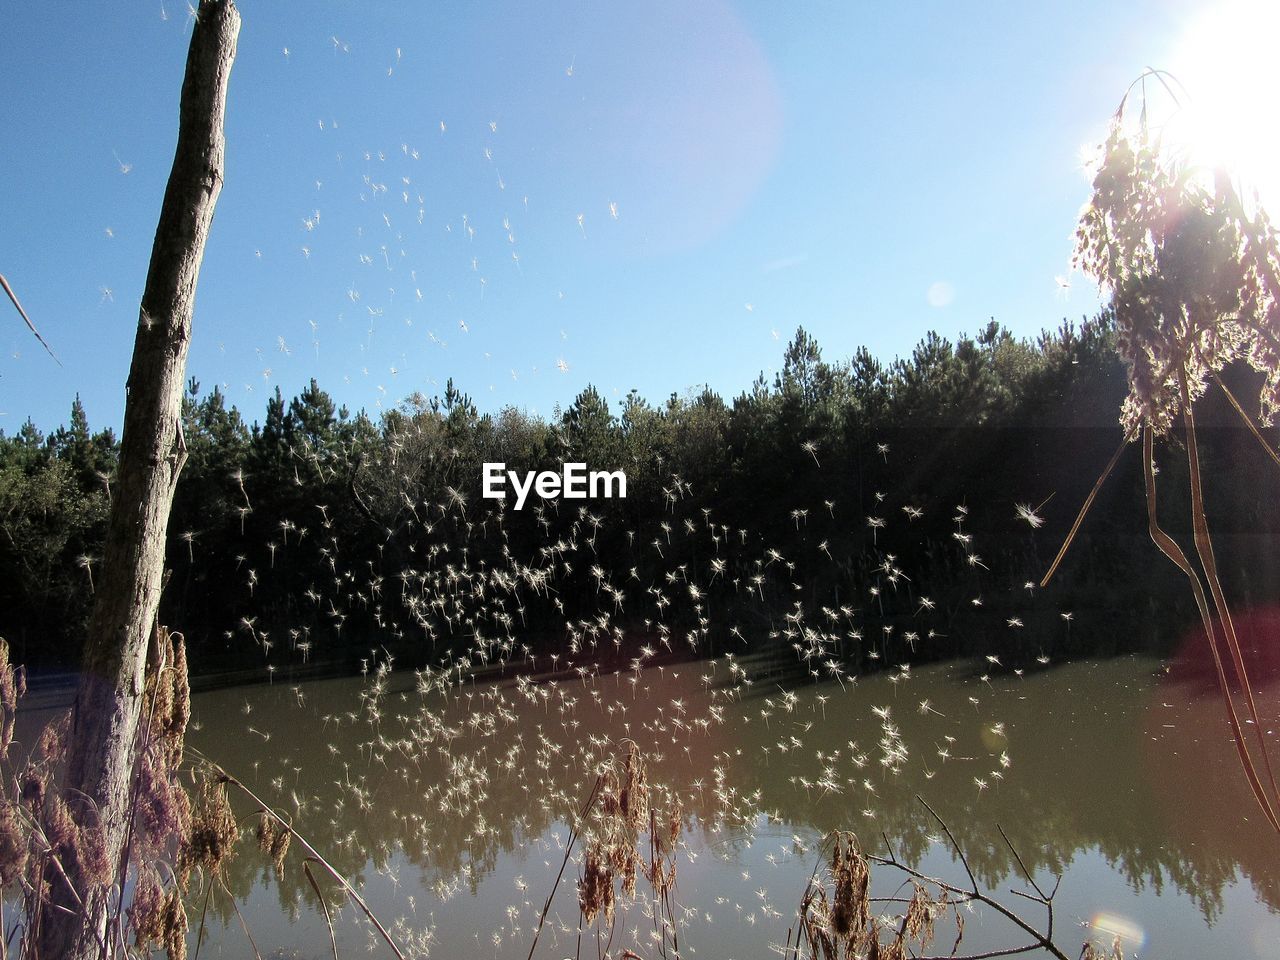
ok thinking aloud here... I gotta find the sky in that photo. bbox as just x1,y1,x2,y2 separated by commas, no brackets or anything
0,0,1271,434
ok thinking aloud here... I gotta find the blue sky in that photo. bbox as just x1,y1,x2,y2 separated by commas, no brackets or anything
0,0,1227,433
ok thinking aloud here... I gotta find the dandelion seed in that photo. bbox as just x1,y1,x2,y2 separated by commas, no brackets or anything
866,516,885,545
1015,503,1045,528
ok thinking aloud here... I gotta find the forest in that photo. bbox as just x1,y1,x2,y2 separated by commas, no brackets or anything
6,313,1276,681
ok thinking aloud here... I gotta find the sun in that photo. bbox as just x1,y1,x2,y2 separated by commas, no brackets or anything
1164,0,1280,215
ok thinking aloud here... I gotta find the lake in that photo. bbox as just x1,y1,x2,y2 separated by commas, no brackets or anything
179,654,1280,959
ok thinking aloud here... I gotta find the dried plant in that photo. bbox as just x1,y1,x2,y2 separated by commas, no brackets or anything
528,741,685,960
1046,68,1280,834
0,627,412,960
784,798,1127,960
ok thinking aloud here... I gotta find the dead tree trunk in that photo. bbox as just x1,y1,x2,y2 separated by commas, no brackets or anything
39,3,239,957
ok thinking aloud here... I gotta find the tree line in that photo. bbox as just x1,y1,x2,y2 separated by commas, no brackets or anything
4,313,1277,678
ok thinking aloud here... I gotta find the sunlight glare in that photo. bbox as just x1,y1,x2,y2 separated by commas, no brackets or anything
1166,0,1280,215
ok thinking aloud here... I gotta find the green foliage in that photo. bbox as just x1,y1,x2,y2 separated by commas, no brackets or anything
0,401,112,662
12,314,1253,676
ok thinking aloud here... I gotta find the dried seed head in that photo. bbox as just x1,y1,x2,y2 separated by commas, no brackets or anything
130,867,167,949
162,888,189,960
270,820,291,874
19,769,45,811
904,881,936,950
37,710,70,764
256,813,276,854
170,634,190,750
880,932,906,960
77,821,112,888
179,776,239,883
145,627,190,774
43,794,111,889
0,797,29,886
43,794,75,850
256,811,292,874
829,832,870,941
0,638,19,755
137,756,178,854
619,745,648,831
578,842,614,925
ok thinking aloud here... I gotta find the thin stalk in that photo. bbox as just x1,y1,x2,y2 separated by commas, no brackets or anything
1212,371,1280,470
219,875,264,960
1180,377,1280,812
304,858,340,960
1040,437,1128,588
1142,425,1280,832
191,872,215,960
187,753,407,960
527,773,603,960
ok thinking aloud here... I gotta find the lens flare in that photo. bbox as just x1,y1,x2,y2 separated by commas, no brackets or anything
1089,912,1145,951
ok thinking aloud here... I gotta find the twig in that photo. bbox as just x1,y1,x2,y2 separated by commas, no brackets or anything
997,824,1050,903
917,796,976,893
866,853,1068,960
865,799,1072,960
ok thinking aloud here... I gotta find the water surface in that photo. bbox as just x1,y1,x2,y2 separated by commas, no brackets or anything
184,655,1280,959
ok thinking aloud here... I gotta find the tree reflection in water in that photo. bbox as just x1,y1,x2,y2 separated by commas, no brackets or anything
184,654,1280,958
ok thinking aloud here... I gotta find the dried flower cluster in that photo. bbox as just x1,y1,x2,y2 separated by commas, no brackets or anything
0,626,376,960
574,743,683,956
0,628,259,960
176,775,238,886
137,628,196,872
0,637,26,755
1074,90,1280,437
130,866,189,960
127,626,209,960
794,832,949,960
579,744,649,921
0,639,119,955
1081,937,1126,960
256,809,292,875
0,639,30,887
